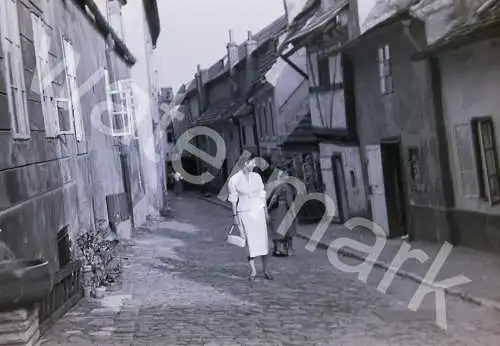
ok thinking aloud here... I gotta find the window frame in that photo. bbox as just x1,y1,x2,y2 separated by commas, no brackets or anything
377,44,393,95
31,13,59,137
0,0,30,139
104,70,134,137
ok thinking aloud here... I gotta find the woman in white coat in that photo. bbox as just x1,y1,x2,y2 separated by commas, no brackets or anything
228,158,273,281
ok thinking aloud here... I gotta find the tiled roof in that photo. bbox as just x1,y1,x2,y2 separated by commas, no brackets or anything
277,0,319,53
237,15,288,60
204,15,287,84
285,0,349,44
413,1,500,59
281,112,318,146
194,98,247,125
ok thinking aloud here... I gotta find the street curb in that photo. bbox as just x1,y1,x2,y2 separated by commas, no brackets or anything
200,195,500,312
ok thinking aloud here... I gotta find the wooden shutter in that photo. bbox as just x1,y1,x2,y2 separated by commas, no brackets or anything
32,14,59,137
477,119,500,205
1,0,29,138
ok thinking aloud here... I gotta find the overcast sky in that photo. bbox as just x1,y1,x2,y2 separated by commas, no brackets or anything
154,0,286,91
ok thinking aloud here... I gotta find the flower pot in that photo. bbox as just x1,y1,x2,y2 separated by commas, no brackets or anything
95,286,106,299
84,287,92,297
0,259,53,311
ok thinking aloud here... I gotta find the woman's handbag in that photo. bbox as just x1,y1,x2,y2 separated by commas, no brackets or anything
226,224,246,248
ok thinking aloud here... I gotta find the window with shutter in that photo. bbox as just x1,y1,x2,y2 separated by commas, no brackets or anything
105,70,133,136
0,0,30,139
62,38,84,140
32,14,59,137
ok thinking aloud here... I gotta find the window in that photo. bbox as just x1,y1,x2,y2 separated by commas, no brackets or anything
472,118,500,205
57,227,71,267
317,56,330,87
62,38,84,140
104,70,134,136
31,14,59,137
378,44,393,94
454,123,480,198
0,0,30,139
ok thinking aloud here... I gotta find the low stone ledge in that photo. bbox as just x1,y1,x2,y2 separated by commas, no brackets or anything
0,307,39,346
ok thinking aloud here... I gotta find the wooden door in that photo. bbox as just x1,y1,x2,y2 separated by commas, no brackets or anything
365,145,389,236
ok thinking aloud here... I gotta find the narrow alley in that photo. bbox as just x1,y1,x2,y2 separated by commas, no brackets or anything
40,194,500,345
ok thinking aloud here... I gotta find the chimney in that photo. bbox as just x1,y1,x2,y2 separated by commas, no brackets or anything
245,31,257,57
195,64,206,111
227,29,238,70
245,30,257,92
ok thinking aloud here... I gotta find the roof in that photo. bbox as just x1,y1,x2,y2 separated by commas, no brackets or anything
194,98,248,125
281,113,318,146
413,1,500,59
322,8,411,57
278,0,320,54
284,0,349,44
204,15,287,85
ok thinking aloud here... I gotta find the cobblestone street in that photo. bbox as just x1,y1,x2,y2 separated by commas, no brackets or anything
41,194,500,345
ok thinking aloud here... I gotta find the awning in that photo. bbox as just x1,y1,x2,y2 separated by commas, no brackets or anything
412,2,500,60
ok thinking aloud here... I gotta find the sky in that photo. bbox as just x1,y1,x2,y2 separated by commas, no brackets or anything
154,0,287,92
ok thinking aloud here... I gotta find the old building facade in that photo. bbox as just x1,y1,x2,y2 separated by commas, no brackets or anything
0,0,163,335
280,0,367,223
413,0,500,252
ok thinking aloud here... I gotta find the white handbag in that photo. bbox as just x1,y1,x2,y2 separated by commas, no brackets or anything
226,224,246,248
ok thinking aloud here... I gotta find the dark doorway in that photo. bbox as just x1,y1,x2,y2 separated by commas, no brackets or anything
222,159,229,182
381,140,407,238
332,154,349,223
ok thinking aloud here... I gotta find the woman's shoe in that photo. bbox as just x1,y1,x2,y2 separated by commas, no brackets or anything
264,272,274,280
249,273,257,281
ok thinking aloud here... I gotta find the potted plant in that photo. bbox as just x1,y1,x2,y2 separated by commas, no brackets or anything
76,222,122,298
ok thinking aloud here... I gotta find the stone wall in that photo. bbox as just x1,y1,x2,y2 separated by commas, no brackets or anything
0,0,130,273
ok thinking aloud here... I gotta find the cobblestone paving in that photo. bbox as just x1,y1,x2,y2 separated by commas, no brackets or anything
41,194,500,345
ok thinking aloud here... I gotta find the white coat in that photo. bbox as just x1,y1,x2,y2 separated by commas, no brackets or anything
228,170,269,257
